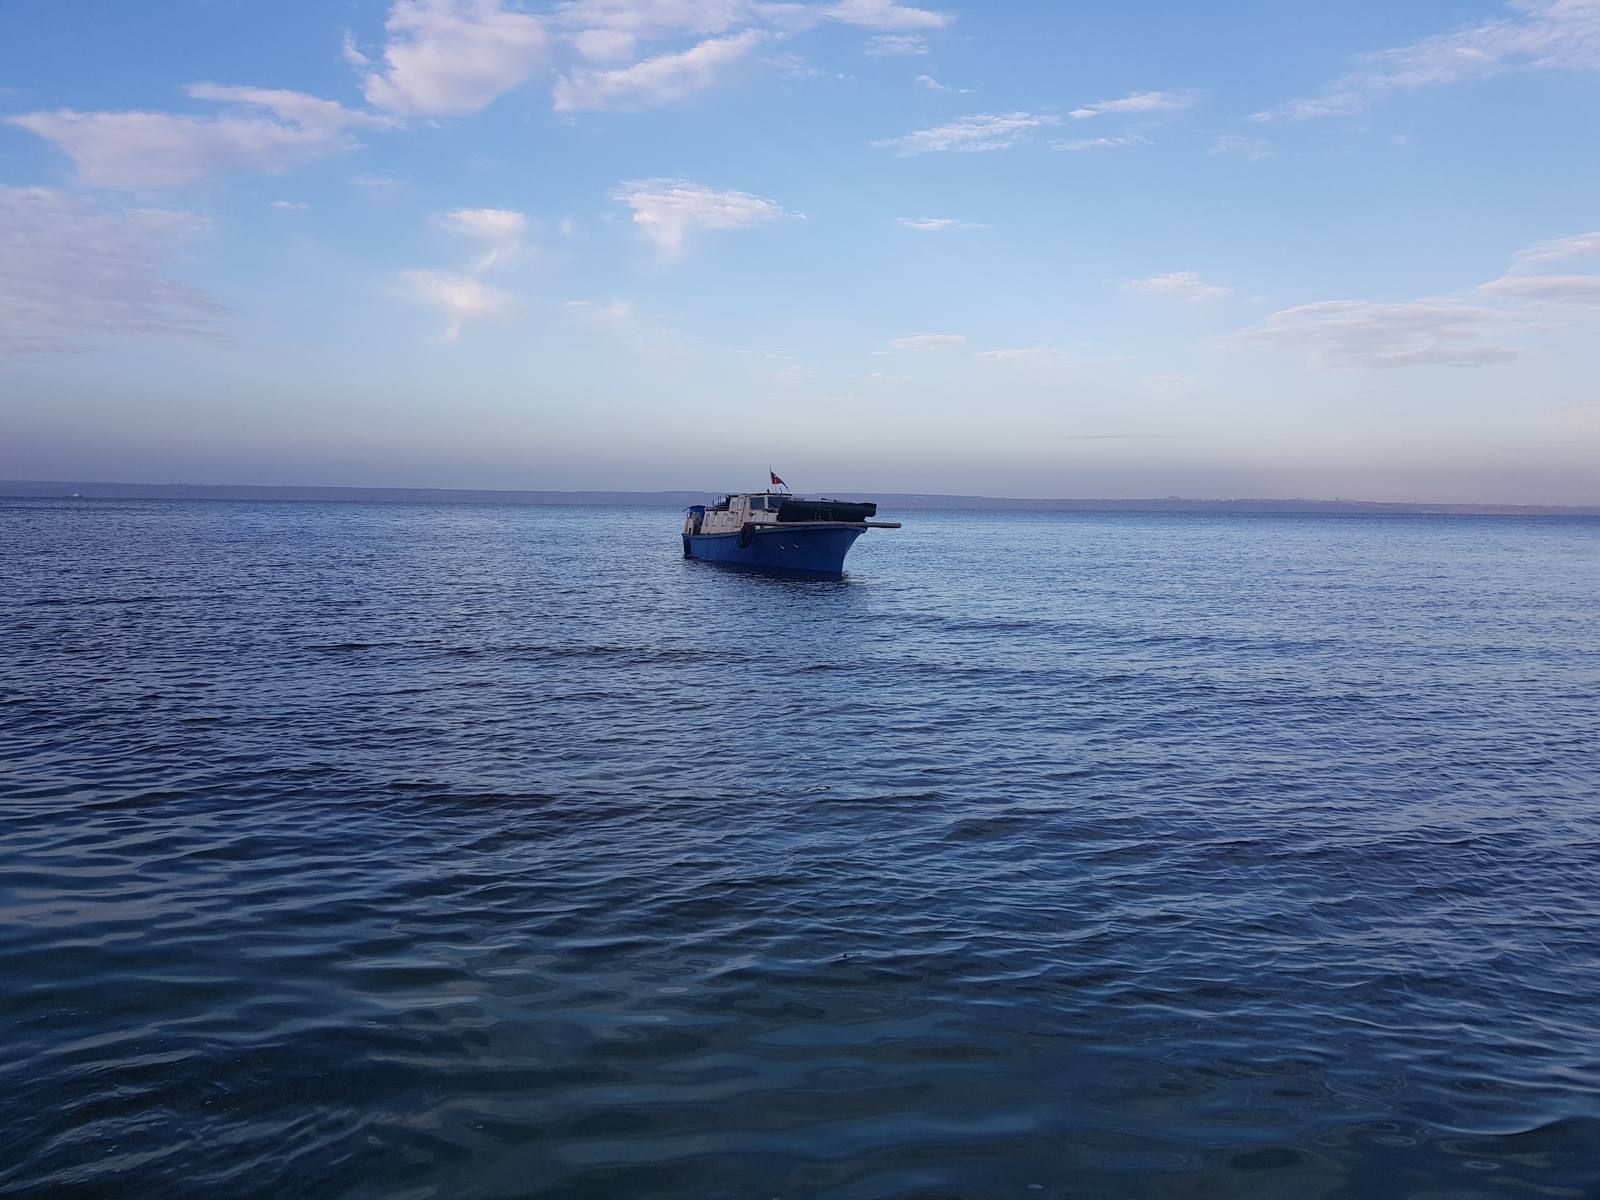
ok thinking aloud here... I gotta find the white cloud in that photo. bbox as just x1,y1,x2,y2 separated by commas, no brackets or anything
871,36,929,55
1069,90,1195,119
0,186,224,355
552,0,754,56
1479,274,1600,304
1259,0,1600,120
893,216,985,231
380,0,953,113
1231,300,1521,369
824,0,949,29
974,348,1057,361
439,207,527,269
402,207,527,337
401,269,514,340
550,0,946,46
1126,271,1231,301
914,72,973,91
185,84,389,129
553,29,764,110
611,178,796,260
1224,231,1600,371
566,25,644,63
552,0,789,68
9,85,390,189
873,111,1059,153
1472,228,1600,306
546,0,947,103
889,332,964,348
1211,133,1272,158
1511,229,1600,266
1054,134,1149,151
360,0,549,115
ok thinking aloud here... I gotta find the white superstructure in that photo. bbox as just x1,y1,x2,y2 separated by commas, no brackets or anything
688,492,790,536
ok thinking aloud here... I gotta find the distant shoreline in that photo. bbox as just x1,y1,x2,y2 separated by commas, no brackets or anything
4,480,1597,517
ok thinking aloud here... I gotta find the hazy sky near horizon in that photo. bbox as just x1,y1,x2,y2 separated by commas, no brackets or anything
3,0,1599,502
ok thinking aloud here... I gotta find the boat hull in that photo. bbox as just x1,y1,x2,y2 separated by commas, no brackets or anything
684,523,866,576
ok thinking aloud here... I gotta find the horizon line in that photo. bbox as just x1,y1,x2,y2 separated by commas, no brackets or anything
4,479,1598,517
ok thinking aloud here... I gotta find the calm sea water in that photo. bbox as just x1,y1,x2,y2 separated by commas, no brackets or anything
3,498,1600,1200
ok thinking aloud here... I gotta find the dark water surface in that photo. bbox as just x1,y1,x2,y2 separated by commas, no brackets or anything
4,498,1600,1200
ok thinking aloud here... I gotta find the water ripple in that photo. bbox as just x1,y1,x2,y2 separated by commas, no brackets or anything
2,500,1599,1198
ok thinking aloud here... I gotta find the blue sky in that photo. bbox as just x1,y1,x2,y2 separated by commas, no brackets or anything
3,0,1599,501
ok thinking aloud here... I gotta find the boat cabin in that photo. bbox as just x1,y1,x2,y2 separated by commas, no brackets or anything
694,492,788,535
685,493,880,536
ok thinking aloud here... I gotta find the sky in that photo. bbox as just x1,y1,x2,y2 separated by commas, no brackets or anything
2,0,1599,502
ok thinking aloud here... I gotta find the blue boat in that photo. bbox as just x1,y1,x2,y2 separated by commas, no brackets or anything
682,492,899,576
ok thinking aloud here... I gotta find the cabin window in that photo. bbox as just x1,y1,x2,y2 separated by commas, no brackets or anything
750,497,767,510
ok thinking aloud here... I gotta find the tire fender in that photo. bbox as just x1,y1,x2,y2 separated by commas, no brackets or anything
737,523,756,549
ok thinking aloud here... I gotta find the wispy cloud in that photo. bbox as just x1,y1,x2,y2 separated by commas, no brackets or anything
1511,229,1600,266
1257,0,1600,120
401,269,514,341
870,36,929,55
553,0,948,53
553,0,759,64
11,0,958,179
974,348,1058,361
889,332,964,348
185,85,392,129
612,178,797,262
554,30,764,110
1477,228,1600,305
1211,133,1272,158
565,298,635,327
9,85,393,189
1126,271,1230,301
825,0,950,30
349,0,952,118
0,186,225,355
548,0,948,104
439,208,527,270
893,216,986,231
1054,134,1149,151
1229,229,1600,368
1479,274,1600,304
1069,90,1195,119
873,111,1059,154
1230,300,1521,369
914,73,970,90
403,206,527,338
355,0,548,116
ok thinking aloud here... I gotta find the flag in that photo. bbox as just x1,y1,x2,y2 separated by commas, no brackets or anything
769,469,787,488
